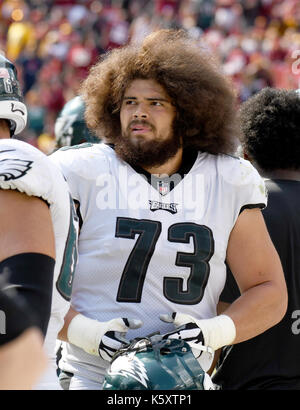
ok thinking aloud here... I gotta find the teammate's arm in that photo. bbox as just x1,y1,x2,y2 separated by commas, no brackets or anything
0,189,56,388
0,189,55,259
0,189,56,336
0,327,47,390
0,286,48,390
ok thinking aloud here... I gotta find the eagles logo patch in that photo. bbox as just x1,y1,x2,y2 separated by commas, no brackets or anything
0,153,33,181
149,200,178,214
107,354,149,388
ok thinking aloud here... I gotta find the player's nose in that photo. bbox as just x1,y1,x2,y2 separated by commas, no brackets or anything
133,103,149,119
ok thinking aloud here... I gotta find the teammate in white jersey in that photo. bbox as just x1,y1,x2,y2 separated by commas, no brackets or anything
0,53,78,389
51,29,287,390
0,138,78,389
0,54,50,389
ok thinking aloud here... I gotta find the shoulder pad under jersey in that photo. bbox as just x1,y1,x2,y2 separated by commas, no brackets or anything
0,138,65,203
218,154,267,208
50,142,112,181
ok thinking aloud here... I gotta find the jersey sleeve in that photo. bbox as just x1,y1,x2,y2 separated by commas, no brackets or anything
0,138,63,205
49,143,110,224
220,155,268,215
49,144,100,202
237,157,267,212
49,147,80,202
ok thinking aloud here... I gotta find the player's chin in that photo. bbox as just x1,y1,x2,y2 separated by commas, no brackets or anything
129,132,156,145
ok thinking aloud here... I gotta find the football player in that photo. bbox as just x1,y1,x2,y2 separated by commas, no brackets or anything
54,95,100,149
0,139,78,390
51,29,287,390
0,54,48,389
0,55,78,389
0,54,27,139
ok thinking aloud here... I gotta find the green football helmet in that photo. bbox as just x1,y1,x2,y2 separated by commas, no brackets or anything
0,54,27,135
102,334,215,390
54,95,100,148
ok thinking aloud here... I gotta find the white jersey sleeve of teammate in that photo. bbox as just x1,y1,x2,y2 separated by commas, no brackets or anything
0,139,79,389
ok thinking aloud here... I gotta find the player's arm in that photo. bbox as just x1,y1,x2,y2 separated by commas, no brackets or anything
205,302,230,375
0,288,48,391
58,306,142,362
0,189,55,259
161,208,287,370
223,207,287,342
0,327,47,390
0,189,56,337
57,306,78,342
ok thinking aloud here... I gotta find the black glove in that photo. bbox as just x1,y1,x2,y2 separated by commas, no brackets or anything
98,318,143,361
160,312,214,371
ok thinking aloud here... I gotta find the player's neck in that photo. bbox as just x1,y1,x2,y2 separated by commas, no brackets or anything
142,147,183,176
262,168,300,181
0,119,10,139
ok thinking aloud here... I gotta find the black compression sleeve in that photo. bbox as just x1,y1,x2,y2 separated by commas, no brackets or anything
0,253,55,337
0,288,36,346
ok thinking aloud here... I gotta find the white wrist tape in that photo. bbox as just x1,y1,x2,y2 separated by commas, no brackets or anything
67,314,105,356
194,314,236,351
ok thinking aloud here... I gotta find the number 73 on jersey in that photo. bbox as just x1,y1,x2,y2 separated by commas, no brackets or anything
115,217,214,305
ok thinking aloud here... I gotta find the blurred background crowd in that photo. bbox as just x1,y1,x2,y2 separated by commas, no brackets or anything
1,0,300,152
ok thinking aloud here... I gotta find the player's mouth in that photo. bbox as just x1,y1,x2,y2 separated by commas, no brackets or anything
131,126,151,134
129,121,154,135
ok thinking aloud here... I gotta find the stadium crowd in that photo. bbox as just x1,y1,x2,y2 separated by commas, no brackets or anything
0,0,300,151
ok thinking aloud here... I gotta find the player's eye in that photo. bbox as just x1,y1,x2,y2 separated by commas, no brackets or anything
124,100,136,105
151,101,163,106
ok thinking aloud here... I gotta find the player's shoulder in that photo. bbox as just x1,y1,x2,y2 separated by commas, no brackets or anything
0,138,45,161
215,153,263,187
0,138,68,203
0,138,61,178
50,142,116,176
51,142,110,159
196,152,267,208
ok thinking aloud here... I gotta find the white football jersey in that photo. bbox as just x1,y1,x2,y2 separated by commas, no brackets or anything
0,139,78,389
50,142,267,384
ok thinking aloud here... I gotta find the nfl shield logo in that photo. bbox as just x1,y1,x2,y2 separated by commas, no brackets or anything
158,181,169,196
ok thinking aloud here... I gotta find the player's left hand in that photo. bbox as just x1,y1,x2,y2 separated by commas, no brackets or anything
160,312,214,370
160,312,205,351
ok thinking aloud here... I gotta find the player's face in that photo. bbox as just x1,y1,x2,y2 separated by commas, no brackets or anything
116,79,181,168
120,79,176,145
0,120,10,139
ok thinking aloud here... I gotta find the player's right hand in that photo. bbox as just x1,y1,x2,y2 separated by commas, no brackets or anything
98,318,142,362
